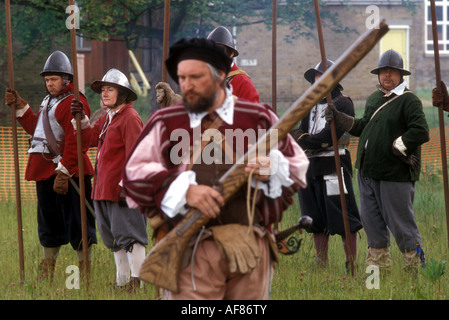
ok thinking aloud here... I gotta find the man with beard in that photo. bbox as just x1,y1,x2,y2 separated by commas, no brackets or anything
122,38,309,299
155,26,259,107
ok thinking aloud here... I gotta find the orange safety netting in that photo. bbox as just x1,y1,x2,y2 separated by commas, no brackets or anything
0,126,448,203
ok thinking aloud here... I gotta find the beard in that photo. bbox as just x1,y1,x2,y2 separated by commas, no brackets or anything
182,86,217,114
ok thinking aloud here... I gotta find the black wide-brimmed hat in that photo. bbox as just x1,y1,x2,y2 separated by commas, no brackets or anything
165,37,232,83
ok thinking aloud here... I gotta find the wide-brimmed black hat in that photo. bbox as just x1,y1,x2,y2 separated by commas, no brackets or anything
165,38,232,83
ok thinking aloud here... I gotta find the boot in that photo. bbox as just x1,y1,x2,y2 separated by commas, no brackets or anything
313,233,329,267
366,247,391,269
38,259,56,282
126,276,143,294
403,250,420,273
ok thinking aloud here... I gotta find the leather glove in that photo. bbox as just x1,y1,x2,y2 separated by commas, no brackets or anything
392,145,420,171
324,103,354,132
432,81,449,112
118,189,128,207
5,88,27,109
211,224,260,274
155,82,182,106
53,170,70,195
71,99,84,118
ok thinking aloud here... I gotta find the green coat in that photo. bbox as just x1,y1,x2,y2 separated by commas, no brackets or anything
349,88,429,182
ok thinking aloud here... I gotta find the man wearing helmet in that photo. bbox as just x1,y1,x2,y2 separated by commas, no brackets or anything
325,49,429,272
5,51,97,280
155,26,259,107
71,68,148,292
291,60,362,273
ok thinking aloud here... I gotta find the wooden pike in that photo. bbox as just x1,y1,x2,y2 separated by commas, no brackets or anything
430,0,449,248
161,0,171,108
312,0,354,276
272,0,277,113
5,0,25,283
68,0,90,276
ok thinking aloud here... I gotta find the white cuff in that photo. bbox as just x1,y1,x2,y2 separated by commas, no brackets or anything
250,149,293,199
393,136,407,156
71,115,91,130
16,104,30,118
55,161,72,176
161,171,198,218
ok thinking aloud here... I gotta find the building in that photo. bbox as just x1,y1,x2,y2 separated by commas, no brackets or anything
234,0,447,111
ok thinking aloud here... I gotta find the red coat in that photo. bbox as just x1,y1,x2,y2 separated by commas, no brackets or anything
228,63,260,103
81,103,143,201
17,84,94,181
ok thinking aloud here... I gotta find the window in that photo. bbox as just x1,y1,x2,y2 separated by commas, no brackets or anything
425,0,449,54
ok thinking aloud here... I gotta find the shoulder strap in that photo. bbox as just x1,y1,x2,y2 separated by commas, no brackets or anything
369,91,411,122
42,98,61,157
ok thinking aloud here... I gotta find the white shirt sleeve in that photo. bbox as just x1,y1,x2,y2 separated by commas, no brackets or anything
160,170,198,218
249,149,294,199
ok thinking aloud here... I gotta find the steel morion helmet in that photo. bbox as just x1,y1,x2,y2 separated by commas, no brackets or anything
207,26,239,57
90,68,137,103
40,51,73,79
370,49,411,76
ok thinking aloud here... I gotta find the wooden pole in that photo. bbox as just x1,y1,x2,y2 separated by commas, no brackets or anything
161,0,171,108
430,0,449,248
5,0,25,283
162,0,170,83
272,0,277,113
68,0,89,277
313,0,354,275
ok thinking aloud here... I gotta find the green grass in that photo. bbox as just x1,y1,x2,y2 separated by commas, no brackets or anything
1,167,449,300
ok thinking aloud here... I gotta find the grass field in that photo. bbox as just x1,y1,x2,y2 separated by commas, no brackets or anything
1,91,449,302
0,165,448,301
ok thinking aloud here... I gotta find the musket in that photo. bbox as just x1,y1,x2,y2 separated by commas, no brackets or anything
313,0,354,276
68,0,90,276
430,0,449,249
5,0,25,283
139,20,389,293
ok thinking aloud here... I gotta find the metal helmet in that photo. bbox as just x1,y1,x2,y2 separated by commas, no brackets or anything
90,68,137,102
370,49,411,75
40,51,73,78
304,59,335,83
207,26,239,57
304,59,343,90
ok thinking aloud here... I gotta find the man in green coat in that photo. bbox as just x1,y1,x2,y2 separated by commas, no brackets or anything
326,49,429,271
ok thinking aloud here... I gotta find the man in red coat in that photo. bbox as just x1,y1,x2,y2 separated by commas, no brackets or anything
5,51,97,280
155,26,260,106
